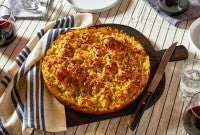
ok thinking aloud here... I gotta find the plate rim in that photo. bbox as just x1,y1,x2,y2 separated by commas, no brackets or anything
66,0,120,13
189,17,200,51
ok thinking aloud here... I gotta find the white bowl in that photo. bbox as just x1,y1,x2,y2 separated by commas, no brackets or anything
189,17,200,50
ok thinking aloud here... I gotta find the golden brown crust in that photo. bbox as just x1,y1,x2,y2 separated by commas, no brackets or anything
42,26,150,114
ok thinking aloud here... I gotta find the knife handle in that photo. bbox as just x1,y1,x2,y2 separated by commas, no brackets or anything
157,45,188,62
127,91,152,130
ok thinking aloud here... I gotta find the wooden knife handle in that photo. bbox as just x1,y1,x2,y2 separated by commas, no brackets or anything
157,45,188,62
127,91,152,130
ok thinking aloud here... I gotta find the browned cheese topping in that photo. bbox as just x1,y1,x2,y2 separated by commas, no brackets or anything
42,26,150,114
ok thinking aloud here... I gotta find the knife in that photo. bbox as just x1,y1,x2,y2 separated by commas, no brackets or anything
127,42,178,130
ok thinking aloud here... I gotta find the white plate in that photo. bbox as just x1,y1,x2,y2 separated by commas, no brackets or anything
66,0,119,13
189,17,200,51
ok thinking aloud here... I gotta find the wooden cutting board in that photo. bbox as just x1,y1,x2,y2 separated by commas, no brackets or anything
66,24,188,127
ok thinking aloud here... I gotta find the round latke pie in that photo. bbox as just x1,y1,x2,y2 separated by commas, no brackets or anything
42,26,150,114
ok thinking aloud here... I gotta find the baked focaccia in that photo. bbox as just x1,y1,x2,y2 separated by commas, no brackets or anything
42,26,150,114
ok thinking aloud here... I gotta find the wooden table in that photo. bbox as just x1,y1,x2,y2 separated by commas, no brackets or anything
0,0,198,134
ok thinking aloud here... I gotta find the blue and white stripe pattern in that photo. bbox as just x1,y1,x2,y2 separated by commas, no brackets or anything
23,61,46,130
0,13,94,134
0,75,11,88
15,46,31,67
0,119,9,135
37,29,45,39
54,15,74,29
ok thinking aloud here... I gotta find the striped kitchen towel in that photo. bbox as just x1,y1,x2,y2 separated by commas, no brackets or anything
0,13,93,135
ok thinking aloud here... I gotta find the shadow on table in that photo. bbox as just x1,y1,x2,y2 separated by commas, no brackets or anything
0,68,5,81
0,36,28,60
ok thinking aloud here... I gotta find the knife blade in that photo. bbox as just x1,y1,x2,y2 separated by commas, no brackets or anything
127,42,178,130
